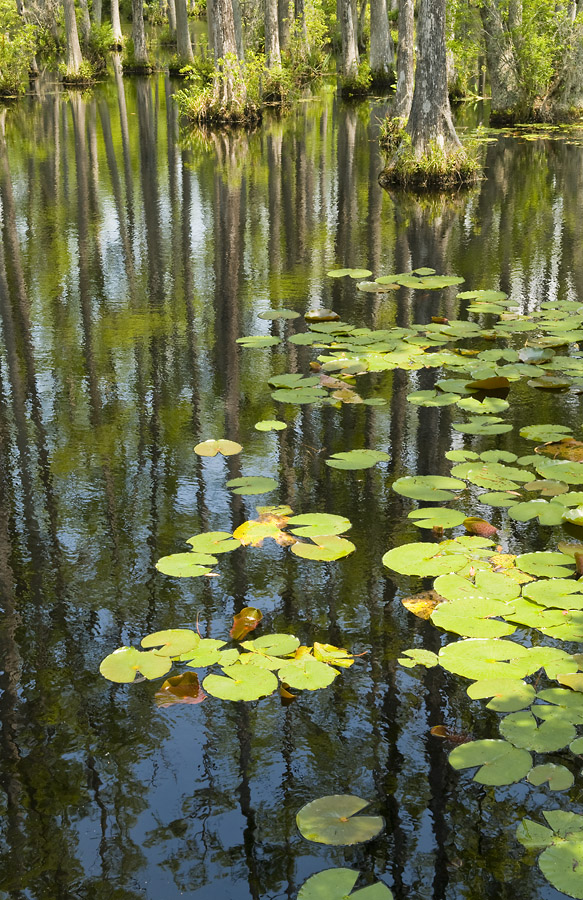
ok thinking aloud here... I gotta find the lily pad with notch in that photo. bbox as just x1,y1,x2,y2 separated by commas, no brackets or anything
296,795,384,845
286,513,352,538
141,629,200,657
194,439,243,457
467,678,535,712
258,308,300,320
392,475,466,501
326,449,391,470
236,335,281,348
526,764,574,791
278,657,340,690
448,739,532,785
186,531,241,554
226,476,278,495
99,647,172,683
155,552,216,578
407,508,466,530
297,868,393,900
203,663,278,701
291,535,356,561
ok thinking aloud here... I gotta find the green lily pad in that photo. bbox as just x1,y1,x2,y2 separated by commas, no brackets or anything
445,450,480,462
544,811,583,836
467,678,535,712
99,647,172,683
523,579,583,609
141,629,199,657
254,419,287,431
296,795,384,845
571,736,583,753
516,818,555,850
291,535,356,561
395,274,464,290
297,868,393,900
479,491,520,508
431,598,517,638
520,424,573,443
155,553,215,578
456,397,510,415
186,531,241,554
407,390,459,407
278,657,339,690
287,514,352,538
181,639,229,667
327,268,373,279
514,551,575,578
202,663,278,701
194,439,243,457
563,506,583,526
508,499,565,525
392,476,466,501
241,634,300,656
527,764,574,791
535,459,583,484
436,379,474,395
438,639,531,680
499,710,576,752
268,374,321,389
258,308,300,320
226,476,278,495
480,450,518,463
457,290,508,301
236,335,281,348
434,570,521,603
524,479,569,496
540,834,583,898
448,739,532,785
398,648,439,668
326,449,391,470
453,416,513,436
413,267,437,276
528,375,571,390
407,508,466,530
451,462,530,491
289,332,326,346
382,542,468,577
271,387,328,404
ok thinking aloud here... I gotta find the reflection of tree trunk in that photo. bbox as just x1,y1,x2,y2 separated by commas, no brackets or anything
98,98,135,288
335,105,358,266
113,54,135,237
394,0,414,118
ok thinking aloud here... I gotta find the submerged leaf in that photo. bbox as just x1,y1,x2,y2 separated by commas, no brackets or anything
154,672,206,707
296,795,384,845
230,607,263,640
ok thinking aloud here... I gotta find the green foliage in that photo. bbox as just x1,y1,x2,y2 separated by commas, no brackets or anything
380,139,480,189
378,116,407,154
0,0,37,96
59,58,96,84
85,22,115,66
339,59,372,98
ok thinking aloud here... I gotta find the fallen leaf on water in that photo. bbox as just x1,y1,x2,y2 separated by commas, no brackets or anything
402,590,446,620
155,673,206,708
279,684,298,705
230,607,263,640
430,725,471,744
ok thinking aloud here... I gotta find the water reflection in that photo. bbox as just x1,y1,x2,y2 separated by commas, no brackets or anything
0,78,581,898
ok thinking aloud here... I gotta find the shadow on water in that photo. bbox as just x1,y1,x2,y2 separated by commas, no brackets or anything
0,74,581,898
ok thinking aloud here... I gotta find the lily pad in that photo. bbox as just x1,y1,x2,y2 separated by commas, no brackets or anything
508,499,565,525
398,648,439,668
539,834,583,898
254,419,287,431
287,513,352,538
407,390,459,407
186,532,241,554
457,289,508,301
499,710,576,752
453,416,512,436
523,579,583,609
99,647,172,683
202,663,278,701
155,552,215,578
527,764,574,791
241,633,300,656
226,476,278,495
291,535,355,561
467,678,535,712
521,424,573,443
236,335,281,348
296,795,384,845
278,657,340,690
392,475,465,501
258,308,300,320
479,491,520,508
431,598,517,638
438,639,531,681
434,570,521,603
382,542,468,577
297,869,393,900
407,508,466,530
448,739,532,785
141,629,199,657
514,551,575,578
271,387,328,404
456,397,510,415
327,268,373,279
194,439,243,457
182,639,230,667
326,449,391,470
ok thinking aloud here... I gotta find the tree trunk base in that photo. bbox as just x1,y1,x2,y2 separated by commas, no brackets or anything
370,67,395,89
379,142,479,190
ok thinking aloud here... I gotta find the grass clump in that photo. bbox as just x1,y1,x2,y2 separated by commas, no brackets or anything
59,59,97,85
339,60,372,98
379,138,480,189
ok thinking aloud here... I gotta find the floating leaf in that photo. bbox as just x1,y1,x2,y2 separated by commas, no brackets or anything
268,374,321,389
521,424,573,443
258,308,300,320
466,376,511,392
395,274,464,290
563,506,583,527
448,739,532,785
99,647,172,683
203,663,277,701
407,390,459,407
278,657,339,690
291,535,355,561
445,450,480,462
184,642,236,668
514,551,575,578
401,591,444,619
479,491,520,508
313,642,355,668
467,678,535,712
155,673,206,707
297,868,393,900
272,387,328,404
194,439,243,457
457,289,508,301
516,819,555,850
523,579,583,609
326,449,391,470
499,710,575,752
155,553,215,578
304,308,340,322
453,416,512,436
241,634,300,656
528,375,570,390
236,335,281,348
438,639,531,681
431,598,516,638
226,476,278,495
287,513,352,538
382,542,467,577
535,438,583,461
327,268,373,279
480,450,518,463
456,397,510,415
527,764,574,791
186,531,241,554
407,508,466,530
540,835,583,898
508,499,565,525
141,629,199,657
392,475,465,501
433,570,521,603
398,648,439,668
233,517,292,548
254,419,287,431
524,479,569,496
230,607,263,640
296,795,384,845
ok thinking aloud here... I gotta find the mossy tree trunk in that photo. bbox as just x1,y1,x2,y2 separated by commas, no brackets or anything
111,0,123,46
295,0,307,45
167,0,177,38
369,0,394,85
278,0,290,50
339,0,359,77
131,0,150,66
479,0,521,117
405,0,460,157
265,0,281,67
212,0,246,104
175,0,194,60
394,0,414,118
62,0,84,76
93,0,102,26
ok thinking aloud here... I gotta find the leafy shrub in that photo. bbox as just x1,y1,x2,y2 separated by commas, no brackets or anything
58,58,96,84
339,59,371,98
0,0,37,96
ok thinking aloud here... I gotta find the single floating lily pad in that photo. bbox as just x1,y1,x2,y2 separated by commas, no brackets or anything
254,419,287,431
278,657,339,690
99,647,172,683
398,648,439,668
297,868,393,900
155,552,215,578
527,764,574,791
287,513,352,538
241,633,300,656
141,629,199,657
407,507,466,530
258,308,300,320
194,439,243,457
327,268,373,279
467,678,535,712
383,542,468,577
499,710,576,752
296,795,384,845
291,535,355,561
202,663,278,701
448,739,532,785
186,531,241,554
326,449,391,470
226,476,278,495
236,335,281,348
392,475,466,501
520,424,573,443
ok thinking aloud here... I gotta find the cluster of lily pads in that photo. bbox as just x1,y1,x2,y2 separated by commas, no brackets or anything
100,626,358,700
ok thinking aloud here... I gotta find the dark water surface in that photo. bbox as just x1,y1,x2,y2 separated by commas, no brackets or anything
1,74,583,900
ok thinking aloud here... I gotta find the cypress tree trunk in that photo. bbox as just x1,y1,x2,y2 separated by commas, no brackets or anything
405,0,460,156
479,0,521,118
93,0,102,26
131,0,150,66
265,0,281,66
62,0,84,76
213,0,245,103
295,0,307,45
232,0,244,58
78,0,92,42
278,0,290,50
394,0,414,118
111,0,123,46
167,0,177,37
339,0,359,77
175,0,194,60
369,0,394,85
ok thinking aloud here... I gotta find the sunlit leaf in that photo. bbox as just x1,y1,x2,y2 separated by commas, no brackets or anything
457,289,508,301
398,648,439,668
456,397,509,415
523,579,583,610
514,551,575,578
100,647,172,683
520,424,573,443
539,834,583,898
448,739,532,785
499,710,576,752
313,642,354,668
194,439,243,457
287,513,352,538
401,591,444,619
382,542,467,577
434,570,521,603
326,449,390,470
179,638,228,666
254,419,287,431
438,638,531,681
241,633,300,656
304,308,340,322
479,491,521,507
258,308,300,320
230,607,263,640
327,268,373,279
516,819,555,850
392,475,465,501
508,499,565,525
407,507,466,530
535,438,583,461
291,535,355,561
141,629,199,657
154,672,206,707
202,663,278,701
407,390,459,407
296,795,384,845
463,517,498,538
236,335,281,348
278,657,340,690
186,531,241,554
155,553,215,578
297,868,393,900
527,764,574,791
226,476,278,495
431,598,517,638
467,678,535,712
453,416,512,435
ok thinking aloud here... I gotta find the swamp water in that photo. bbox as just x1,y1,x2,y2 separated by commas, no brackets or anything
1,75,583,899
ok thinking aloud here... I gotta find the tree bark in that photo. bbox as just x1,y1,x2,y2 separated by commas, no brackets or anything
78,0,92,42
370,0,394,84
232,0,244,58
93,0,102,26
213,0,245,103
295,0,307,45
278,0,290,49
479,0,521,115
111,0,123,46
175,0,194,60
167,0,177,37
131,0,150,65
339,0,359,77
265,0,281,66
394,0,414,118
405,0,460,156
62,0,84,75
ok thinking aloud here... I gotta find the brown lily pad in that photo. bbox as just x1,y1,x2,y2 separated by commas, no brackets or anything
402,590,445,620
535,439,583,461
